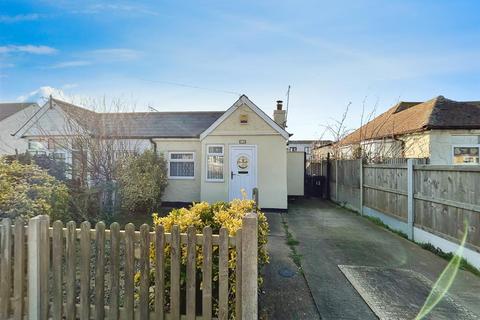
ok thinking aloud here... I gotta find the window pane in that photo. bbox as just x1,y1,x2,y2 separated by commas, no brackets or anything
170,161,194,177
170,153,193,160
208,146,223,154
453,147,480,164
207,155,224,180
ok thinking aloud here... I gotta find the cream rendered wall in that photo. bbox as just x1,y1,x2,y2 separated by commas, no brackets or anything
153,139,202,202
287,152,304,196
401,132,430,158
429,130,480,164
200,103,288,209
0,105,37,155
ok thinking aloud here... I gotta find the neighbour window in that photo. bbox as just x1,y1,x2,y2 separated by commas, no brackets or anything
206,145,224,181
453,146,480,164
304,147,311,154
289,146,297,152
169,152,195,178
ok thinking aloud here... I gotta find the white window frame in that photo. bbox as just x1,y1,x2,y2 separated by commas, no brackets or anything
168,151,195,179
206,144,224,182
452,145,480,165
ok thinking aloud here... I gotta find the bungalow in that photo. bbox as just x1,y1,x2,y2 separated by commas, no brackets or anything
13,95,291,209
0,102,38,155
329,96,480,165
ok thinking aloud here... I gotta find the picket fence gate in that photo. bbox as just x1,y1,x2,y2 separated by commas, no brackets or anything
0,213,258,320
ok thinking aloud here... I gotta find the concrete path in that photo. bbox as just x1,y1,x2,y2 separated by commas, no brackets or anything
259,212,321,320
284,198,480,320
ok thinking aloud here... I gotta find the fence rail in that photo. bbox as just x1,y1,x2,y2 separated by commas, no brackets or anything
0,213,258,320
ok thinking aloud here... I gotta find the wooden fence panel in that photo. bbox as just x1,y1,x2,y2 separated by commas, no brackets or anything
414,166,480,250
330,160,337,201
1,214,256,320
336,160,361,211
363,165,408,221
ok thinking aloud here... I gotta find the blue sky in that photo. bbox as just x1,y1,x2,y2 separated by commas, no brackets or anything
1,0,480,139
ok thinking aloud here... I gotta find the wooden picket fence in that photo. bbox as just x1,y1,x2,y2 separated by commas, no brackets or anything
0,213,258,320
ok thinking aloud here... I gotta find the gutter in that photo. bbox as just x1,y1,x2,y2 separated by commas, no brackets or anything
149,138,157,153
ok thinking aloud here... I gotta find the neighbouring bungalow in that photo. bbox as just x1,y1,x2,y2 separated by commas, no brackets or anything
13,95,292,209
0,102,38,155
320,96,480,165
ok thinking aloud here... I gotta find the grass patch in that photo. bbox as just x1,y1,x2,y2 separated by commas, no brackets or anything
359,211,480,277
364,216,409,239
419,242,480,277
282,218,303,272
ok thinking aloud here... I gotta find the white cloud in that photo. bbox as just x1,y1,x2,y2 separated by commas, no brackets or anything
87,48,142,61
0,14,44,23
46,60,92,69
0,62,14,68
72,3,158,16
0,45,57,55
17,86,68,104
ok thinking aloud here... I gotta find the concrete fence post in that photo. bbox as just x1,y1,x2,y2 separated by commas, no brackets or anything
359,159,363,215
241,211,258,320
335,159,339,202
407,159,414,240
28,215,50,320
252,187,259,211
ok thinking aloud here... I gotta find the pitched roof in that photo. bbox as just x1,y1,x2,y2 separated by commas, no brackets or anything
340,96,480,145
52,98,224,138
0,102,37,122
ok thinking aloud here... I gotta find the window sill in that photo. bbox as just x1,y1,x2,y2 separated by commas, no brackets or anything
206,179,225,183
168,176,195,180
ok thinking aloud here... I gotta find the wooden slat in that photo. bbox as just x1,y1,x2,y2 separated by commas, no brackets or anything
80,221,91,320
124,223,135,320
65,221,76,320
155,224,165,320
170,225,181,320
95,222,106,320
218,228,228,320
0,218,12,319
235,229,242,320
186,226,196,320
140,224,150,320
40,217,50,320
202,226,212,320
13,218,25,320
52,221,63,320
109,222,120,320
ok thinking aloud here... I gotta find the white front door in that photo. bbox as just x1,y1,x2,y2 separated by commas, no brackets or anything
229,145,257,201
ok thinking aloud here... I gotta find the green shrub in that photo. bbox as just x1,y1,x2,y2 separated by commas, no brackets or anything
148,198,269,318
117,150,168,215
0,158,70,221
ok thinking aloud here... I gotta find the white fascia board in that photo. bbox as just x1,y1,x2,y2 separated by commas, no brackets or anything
199,95,290,140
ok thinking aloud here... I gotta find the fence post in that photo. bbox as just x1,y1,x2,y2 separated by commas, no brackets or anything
359,159,363,215
335,159,339,202
252,187,259,211
241,212,258,320
28,215,50,320
407,159,414,240
0,218,12,319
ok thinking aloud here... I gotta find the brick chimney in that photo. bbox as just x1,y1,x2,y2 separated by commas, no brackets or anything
273,100,286,128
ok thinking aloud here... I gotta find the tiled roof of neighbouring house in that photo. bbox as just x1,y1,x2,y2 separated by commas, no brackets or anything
0,102,37,122
339,96,480,145
52,98,225,138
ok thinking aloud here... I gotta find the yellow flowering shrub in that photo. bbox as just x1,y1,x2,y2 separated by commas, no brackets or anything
149,198,269,319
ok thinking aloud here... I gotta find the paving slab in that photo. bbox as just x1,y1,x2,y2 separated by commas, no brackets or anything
285,198,480,320
339,265,479,320
259,212,320,320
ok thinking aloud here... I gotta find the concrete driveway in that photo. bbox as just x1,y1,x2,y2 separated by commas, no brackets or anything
261,198,480,320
